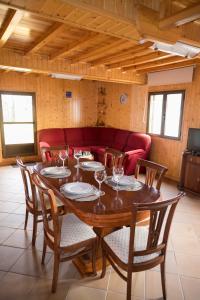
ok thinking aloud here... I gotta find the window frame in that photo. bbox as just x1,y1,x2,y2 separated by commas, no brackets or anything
0,91,37,158
147,90,185,140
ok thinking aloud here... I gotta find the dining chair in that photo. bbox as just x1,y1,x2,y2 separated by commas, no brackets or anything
101,192,184,300
104,149,125,169
135,158,168,190
40,145,69,164
32,172,97,293
16,157,65,246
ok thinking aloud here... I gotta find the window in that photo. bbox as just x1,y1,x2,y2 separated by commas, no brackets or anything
0,92,37,158
147,91,185,139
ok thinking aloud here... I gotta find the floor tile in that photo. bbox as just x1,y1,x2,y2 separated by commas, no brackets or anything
14,203,26,214
0,227,16,243
108,269,145,298
106,291,142,300
79,270,110,290
175,253,200,278
145,270,183,300
66,285,106,300
0,213,25,228
172,235,200,255
27,277,69,300
0,272,38,300
171,222,197,239
173,211,200,225
180,275,200,300
0,245,24,271
3,228,32,248
11,248,52,277
0,201,21,213
0,270,7,280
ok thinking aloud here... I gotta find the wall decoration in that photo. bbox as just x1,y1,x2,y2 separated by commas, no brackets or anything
65,91,72,99
120,93,128,104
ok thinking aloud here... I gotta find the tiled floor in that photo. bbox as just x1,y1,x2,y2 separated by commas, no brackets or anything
0,165,200,299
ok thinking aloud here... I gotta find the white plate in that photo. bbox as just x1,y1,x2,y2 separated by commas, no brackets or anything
62,182,94,195
41,167,67,175
113,175,136,186
81,161,103,168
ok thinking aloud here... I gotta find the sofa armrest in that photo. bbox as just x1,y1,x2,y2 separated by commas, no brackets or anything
123,149,146,175
124,149,145,156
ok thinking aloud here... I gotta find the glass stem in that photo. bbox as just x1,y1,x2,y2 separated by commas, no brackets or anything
63,160,64,167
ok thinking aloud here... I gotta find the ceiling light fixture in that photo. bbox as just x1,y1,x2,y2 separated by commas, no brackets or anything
151,41,200,58
50,73,83,80
0,65,32,72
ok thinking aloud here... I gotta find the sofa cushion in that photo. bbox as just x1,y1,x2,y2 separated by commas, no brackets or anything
98,128,116,147
82,127,100,146
64,128,85,146
112,129,130,151
38,128,65,147
123,133,151,152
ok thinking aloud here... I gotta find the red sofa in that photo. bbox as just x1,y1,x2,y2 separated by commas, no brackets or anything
38,127,151,175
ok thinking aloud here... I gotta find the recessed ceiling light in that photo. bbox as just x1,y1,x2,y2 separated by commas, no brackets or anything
150,41,200,58
0,65,32,72
50,73,83,80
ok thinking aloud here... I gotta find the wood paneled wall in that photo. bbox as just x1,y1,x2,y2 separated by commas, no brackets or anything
0,72,98,164
100,66,200,181
1,67,200,181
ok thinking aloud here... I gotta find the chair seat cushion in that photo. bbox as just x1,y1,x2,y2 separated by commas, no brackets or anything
33,193,64,211
60,213,96,247
104,226,159,264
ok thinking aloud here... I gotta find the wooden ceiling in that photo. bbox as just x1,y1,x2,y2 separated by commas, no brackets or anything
0,0,200,84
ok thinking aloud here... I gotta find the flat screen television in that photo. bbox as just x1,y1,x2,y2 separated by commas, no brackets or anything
187,128,200,152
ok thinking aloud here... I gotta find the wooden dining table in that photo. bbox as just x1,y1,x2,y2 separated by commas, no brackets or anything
34,159,161,275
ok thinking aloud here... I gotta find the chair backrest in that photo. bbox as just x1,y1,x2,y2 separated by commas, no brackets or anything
135,158,168,190
31,172,61,247
104,151,125,169
40,146,69,164
16,156,37,209
129,192,183,268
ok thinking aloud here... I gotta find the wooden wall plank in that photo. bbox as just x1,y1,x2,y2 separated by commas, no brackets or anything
0,72,98,164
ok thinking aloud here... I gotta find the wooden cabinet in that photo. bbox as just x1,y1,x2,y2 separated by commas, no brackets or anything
179,151,200,194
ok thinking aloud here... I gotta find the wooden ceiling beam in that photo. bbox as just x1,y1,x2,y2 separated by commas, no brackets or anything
91,48,152,66
91,41,153,65
123,56,188,72
0,8,23,48
25,22,65,55
50,33,99,60
0,48,146,84
137,58,199,74
107,52,170,69
0,2,140,42
60,0,135,25
159,3,200,29
72,39,131,63
136,5,200,47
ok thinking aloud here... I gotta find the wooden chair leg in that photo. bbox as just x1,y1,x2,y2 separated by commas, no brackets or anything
100,245,107,279
24,209,29,230
127,271,132,300
41,238,47,265
92,240,97,276
32,215,38,246
161,261,166,300
52,253,60,293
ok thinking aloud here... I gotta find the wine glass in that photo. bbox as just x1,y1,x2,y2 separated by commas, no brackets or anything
59,150,68,168
112,166,124,191
74,149,82,167
94,169,107,196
